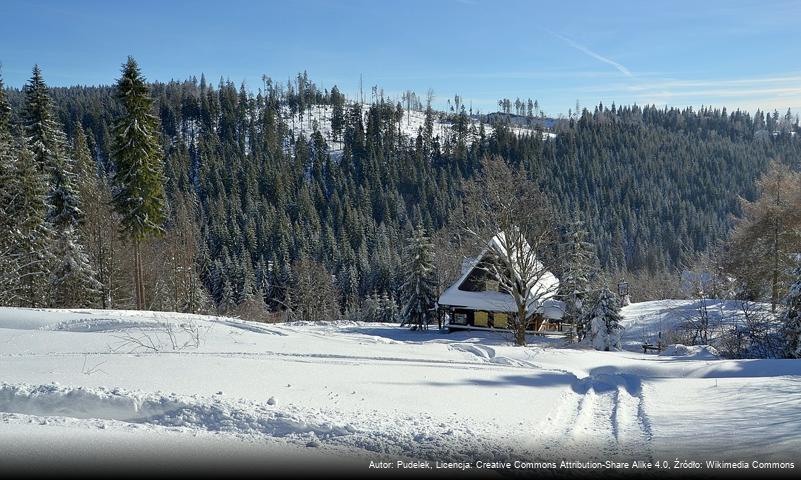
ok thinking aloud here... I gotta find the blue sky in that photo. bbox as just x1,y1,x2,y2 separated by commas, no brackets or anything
1,0,800,115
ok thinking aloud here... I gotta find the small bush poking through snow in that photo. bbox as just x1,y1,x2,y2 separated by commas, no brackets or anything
586,287,623,351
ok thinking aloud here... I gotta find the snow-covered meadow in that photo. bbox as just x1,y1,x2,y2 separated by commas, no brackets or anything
1,301,799,473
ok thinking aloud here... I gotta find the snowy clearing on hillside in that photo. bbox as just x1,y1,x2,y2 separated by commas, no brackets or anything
283,104,556,157
1,302,799,474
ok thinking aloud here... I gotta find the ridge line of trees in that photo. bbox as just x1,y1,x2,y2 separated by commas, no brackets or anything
1,62,800,355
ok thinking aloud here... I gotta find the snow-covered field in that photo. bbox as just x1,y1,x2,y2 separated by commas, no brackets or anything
1,301,799,474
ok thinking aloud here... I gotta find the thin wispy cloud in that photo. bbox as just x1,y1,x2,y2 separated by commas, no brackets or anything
371,69,629,82
570,72,801,113
623,75,801,92
576,74,801,94
640,86,801,99
549,31,633,77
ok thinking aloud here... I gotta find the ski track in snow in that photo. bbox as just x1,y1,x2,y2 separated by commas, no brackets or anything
447,339,656,459
538,373,654,460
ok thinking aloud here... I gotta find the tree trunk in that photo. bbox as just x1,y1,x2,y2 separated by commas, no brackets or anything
772,218,780,313
134,239,145,310
771,179,782,313
515,303,527,346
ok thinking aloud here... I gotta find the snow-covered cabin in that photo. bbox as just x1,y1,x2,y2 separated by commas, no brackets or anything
439,232,564,332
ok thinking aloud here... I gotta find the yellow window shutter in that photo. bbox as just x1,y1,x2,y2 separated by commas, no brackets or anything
474,311,488,327
494,313,508,328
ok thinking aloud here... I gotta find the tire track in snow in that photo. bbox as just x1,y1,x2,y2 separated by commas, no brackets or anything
538,374,653,460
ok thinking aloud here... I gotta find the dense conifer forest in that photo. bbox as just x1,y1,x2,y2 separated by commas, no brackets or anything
2,66,800,318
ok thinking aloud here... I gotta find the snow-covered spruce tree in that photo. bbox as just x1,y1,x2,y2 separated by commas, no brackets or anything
288,256,340,322
782,266,801,359
560,216,599,341
337,264,360,318
330,86,345,143
586,287,623,351
380,291,399,323
49,224,102,307
12,65,67,306
73,124,99,208
73,124,120,308
0,71,19,304
360,291,382,322
400,225,437,330
5,140,54,307
111,57,166,310
47,138,100,308
22,66,67,175
22,66,99,307
217,278,236,314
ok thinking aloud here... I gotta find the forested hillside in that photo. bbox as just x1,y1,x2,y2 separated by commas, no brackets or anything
2,69,799,316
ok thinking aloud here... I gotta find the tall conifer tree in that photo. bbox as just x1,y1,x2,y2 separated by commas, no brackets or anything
400,224,437,330
0,71,18,303
22,66,66,175
560,216,599,340
22,66,98,307
48,123,101,307
111,57,166,309
0,70,13,225
6,140,53,307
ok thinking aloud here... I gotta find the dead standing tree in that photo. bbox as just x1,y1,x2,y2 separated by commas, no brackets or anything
460,155,560,346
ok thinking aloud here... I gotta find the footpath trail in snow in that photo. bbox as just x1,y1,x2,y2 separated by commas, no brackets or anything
0,305,800,466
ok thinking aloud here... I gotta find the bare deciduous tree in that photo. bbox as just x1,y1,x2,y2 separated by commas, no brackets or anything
460,155,560,346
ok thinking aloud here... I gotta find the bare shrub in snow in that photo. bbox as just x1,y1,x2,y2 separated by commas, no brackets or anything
679,251,729,346
716,325,749,359
81,355,108,376
661,326,695,347
109,321,209,353
740,300,784,358
678,299,720,346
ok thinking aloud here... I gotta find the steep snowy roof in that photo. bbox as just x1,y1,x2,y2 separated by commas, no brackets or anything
438,231,563,319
